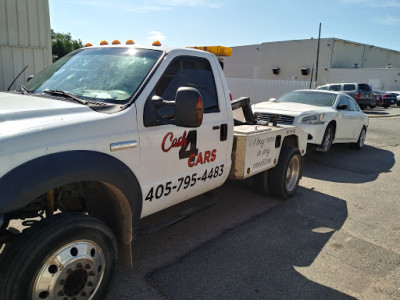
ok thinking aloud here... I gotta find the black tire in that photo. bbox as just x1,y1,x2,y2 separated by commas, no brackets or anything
269,146,302,199
354,127,367,150
0,213,118,300
254,170,270,196
318,124,334,153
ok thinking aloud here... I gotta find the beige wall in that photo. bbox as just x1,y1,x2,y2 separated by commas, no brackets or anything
223,38,400,90
0,0,51,91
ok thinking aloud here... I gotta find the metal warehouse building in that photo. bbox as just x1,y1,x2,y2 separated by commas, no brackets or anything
0,0,51,92
223,38,400,101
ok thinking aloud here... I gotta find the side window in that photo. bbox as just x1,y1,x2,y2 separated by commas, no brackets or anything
337,95,350,110
343,84,356,91
329,84,341,91
144,56,219,127
154,56,219,112
347,96,358,111
317,85,329,90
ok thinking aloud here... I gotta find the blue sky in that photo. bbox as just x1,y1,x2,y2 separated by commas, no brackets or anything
49,0,400,51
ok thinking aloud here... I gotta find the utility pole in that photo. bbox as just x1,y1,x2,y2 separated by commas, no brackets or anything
314,23,321,87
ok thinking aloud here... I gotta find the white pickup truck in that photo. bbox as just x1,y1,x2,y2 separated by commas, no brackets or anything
0,43,307,299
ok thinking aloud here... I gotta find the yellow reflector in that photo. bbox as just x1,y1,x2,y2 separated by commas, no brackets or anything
152,41,161,46
112,40,121,45
100,40,108,45
189,46,232,56
126,39,135,45
84,43,93,47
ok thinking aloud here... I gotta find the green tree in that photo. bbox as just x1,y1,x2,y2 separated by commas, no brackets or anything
51,30,83,61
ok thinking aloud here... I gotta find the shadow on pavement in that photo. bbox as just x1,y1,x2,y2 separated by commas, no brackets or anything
304,144,394,183
146,187,354,299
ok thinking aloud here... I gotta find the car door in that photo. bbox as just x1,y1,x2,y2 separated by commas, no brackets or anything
335,94,355,140
346,95,366,140
137,52,232,217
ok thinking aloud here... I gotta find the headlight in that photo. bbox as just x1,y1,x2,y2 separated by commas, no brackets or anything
301,114,325,125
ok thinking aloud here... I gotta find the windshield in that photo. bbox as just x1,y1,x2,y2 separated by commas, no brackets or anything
25,47,163,103
276,91,337,107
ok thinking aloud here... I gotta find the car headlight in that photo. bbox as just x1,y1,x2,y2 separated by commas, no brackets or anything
301,114,325,125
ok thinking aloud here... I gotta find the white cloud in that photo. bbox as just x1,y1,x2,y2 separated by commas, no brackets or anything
154,0,224,8
146,31,167,41
341,0,400,7
375,15,400,25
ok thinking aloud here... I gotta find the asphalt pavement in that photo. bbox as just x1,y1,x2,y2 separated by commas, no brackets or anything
108,105,400,300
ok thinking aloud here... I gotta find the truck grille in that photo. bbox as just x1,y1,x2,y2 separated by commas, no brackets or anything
254,113,294,125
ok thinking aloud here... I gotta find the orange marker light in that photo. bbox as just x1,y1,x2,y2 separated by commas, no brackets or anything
152,41,161,46
247,168,251,175
112,40,121,45
100,40,108,45
84,43,93,47
126,39,135,45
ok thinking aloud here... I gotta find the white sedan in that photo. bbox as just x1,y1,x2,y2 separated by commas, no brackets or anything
252,90,369,152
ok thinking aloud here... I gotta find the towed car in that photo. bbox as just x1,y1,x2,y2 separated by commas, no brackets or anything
252,90,369,152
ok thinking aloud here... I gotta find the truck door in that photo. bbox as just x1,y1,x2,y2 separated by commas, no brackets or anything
137,53,232,217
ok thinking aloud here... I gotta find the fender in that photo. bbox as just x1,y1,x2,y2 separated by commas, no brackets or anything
0,151,142,225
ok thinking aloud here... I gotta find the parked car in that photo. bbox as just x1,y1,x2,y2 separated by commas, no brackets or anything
386,91,400,106
373,90,397,108
317,83,375,109
252,90,369,152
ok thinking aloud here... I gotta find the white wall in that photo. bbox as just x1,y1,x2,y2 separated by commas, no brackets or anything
326,68,400,90
226,78,315,104
0,0,51,91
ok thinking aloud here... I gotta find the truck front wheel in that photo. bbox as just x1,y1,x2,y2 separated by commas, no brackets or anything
0,213,118,300
269,146,302,199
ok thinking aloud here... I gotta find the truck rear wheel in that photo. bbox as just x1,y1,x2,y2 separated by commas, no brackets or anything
269,146,302,199
0,213,118,300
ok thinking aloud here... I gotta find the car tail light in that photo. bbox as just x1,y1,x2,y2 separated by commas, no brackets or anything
383,95,387,98
356,92,360,100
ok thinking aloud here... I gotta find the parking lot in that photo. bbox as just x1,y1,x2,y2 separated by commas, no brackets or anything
108,106,400,299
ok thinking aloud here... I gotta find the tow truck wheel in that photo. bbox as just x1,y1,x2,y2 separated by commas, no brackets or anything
269,146,302,199
0,213,118,300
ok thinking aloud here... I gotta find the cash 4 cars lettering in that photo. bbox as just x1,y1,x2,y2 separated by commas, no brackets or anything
161,130,217,167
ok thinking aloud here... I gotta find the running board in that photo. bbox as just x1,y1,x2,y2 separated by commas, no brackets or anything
138,192,219,234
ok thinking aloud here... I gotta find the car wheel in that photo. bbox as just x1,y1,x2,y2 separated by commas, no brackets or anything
354,127,367,150
0,213,118,300
268,146,302,199
318,124,334,153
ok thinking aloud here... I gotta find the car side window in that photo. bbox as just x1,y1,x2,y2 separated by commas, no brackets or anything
347,96,358,111
343,84,356,91
144,56,219,127
154,56,219,112
329,84,341,91
337,95,350,110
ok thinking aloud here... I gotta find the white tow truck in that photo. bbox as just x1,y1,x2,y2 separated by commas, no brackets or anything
0,41,307,299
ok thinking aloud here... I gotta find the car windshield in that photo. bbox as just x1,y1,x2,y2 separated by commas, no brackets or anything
276,91,337,107
25,47,163,103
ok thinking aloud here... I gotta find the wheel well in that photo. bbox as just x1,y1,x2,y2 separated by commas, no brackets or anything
282,134,298,148
326,121,337,140
4,181,135,267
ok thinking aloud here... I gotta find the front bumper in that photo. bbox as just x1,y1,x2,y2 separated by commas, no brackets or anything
297,123,326,145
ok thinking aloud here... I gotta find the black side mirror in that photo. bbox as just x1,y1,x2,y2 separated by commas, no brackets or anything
337,104,348,110
175,87,203,127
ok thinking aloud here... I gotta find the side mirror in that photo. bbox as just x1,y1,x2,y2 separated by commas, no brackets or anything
269,98,277,102
175,87,203,127
27,75,34,82
337,104,348,110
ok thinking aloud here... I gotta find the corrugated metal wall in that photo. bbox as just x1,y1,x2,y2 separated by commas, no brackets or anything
0,0,51,91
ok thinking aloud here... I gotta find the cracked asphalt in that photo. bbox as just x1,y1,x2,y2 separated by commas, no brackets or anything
108,106,400,299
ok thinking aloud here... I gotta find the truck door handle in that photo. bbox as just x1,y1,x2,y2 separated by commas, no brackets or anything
220,123,228,141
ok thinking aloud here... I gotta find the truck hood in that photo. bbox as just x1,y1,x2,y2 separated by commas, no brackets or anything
252,101,335,116
0,92,99,136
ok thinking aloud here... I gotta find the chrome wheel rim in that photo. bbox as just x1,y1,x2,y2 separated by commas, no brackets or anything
32,240,105,300
285,154,301,193
321,127,333,152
